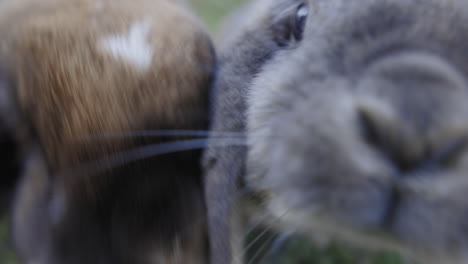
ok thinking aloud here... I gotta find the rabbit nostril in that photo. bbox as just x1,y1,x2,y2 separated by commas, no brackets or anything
359,107,467,174
356,50,468,174
358,109,381,151
358,108,424,173
417,138,467,172
358,108,413,172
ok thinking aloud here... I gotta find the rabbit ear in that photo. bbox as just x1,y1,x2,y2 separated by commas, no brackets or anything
0,67,21,214
0,68,18,134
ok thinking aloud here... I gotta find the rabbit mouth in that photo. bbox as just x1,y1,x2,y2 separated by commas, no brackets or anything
246,91,468,263
247,133,468,264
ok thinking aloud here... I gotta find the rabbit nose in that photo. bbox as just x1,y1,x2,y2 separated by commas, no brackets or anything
358,106,467,173
356,52,468,172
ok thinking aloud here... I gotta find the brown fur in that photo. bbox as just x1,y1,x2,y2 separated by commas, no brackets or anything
1,0,211,174
0,0,215,263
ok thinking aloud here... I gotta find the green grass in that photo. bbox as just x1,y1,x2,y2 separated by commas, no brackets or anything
244,227,413,264
190,0,248,33
0,218,18,264
0,220,413,264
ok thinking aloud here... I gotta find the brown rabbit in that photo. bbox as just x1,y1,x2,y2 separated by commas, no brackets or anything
204,0,468,263
0,0,215,263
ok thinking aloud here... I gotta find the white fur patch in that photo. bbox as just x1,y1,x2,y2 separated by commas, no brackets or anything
100,20,153,71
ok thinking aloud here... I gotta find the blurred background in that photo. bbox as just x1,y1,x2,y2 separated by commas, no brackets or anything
0,1,414,263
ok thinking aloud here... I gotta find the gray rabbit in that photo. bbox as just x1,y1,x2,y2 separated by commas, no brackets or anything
204,0,468,263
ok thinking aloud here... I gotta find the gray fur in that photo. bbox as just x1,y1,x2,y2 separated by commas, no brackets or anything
205,0,468,263
203,1,304,263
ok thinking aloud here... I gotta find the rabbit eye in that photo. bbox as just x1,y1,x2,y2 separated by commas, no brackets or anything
293,4,308,41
